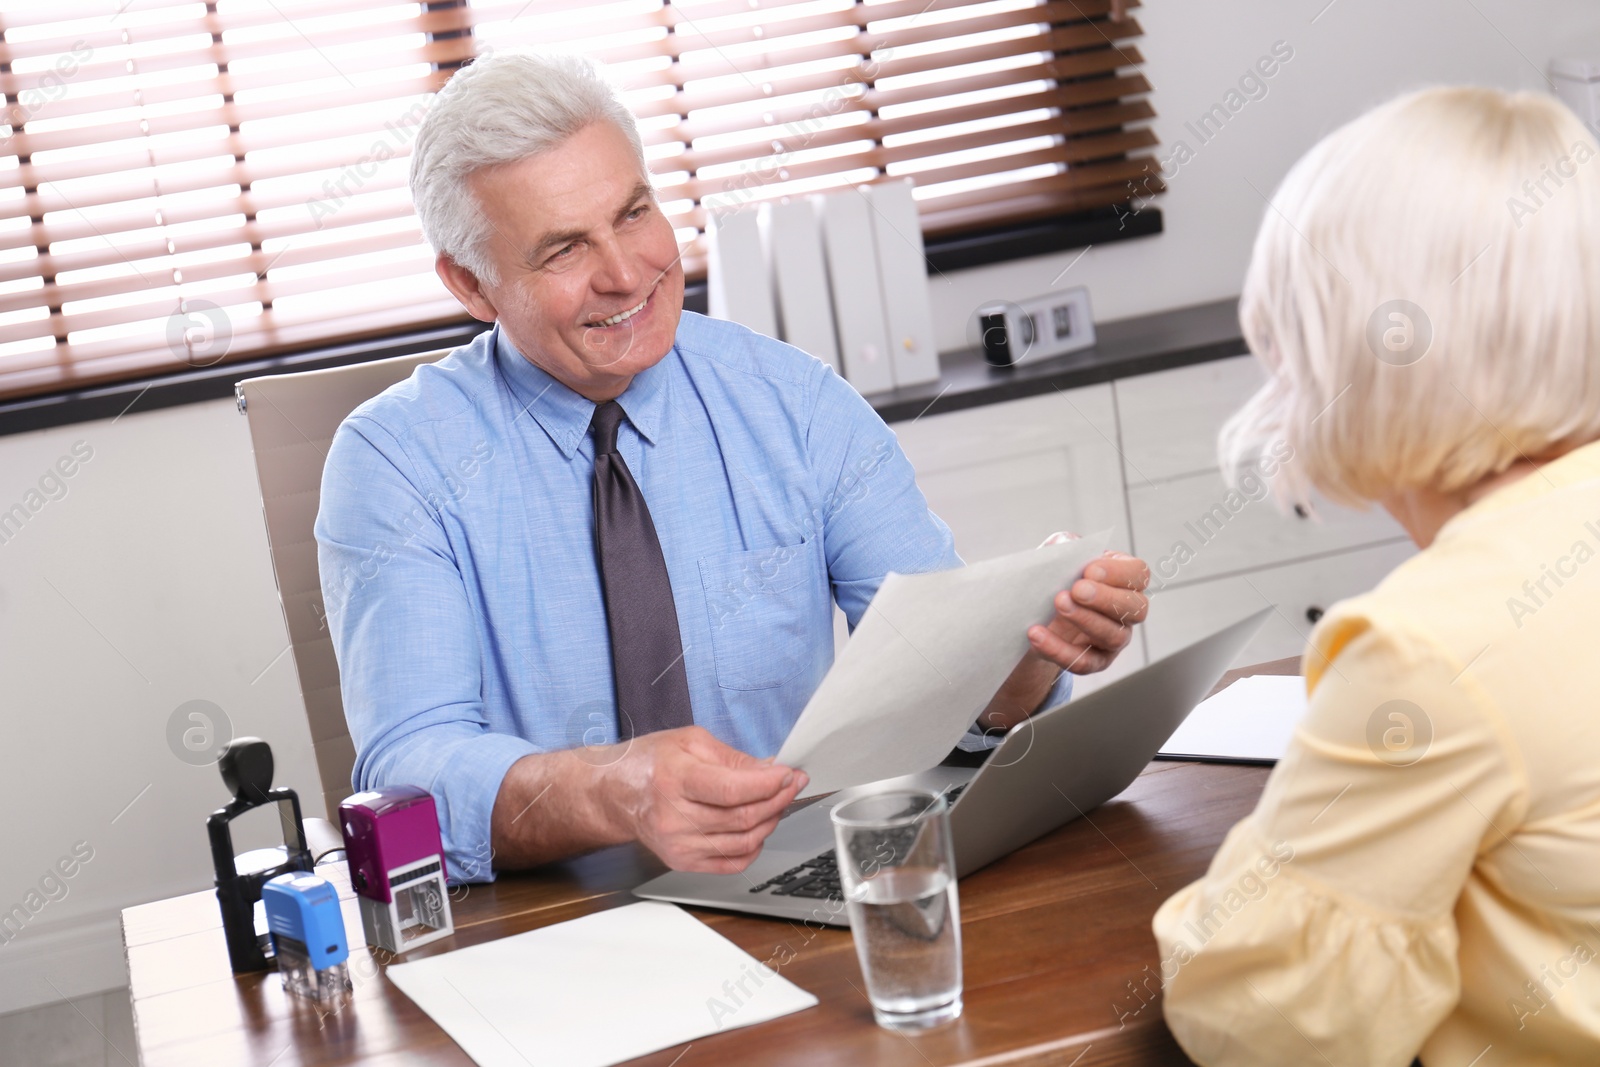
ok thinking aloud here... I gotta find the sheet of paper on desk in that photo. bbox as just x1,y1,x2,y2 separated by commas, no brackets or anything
1159,674,1308,763
384,901,816,1067
778,531,1109,796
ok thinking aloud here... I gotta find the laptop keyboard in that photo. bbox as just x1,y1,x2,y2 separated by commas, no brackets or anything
749,851,843,900
748,783,968,902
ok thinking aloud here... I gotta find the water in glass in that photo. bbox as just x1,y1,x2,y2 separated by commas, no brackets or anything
845,866,962,1027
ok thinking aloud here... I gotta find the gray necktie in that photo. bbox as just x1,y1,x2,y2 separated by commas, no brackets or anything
590,400,694,740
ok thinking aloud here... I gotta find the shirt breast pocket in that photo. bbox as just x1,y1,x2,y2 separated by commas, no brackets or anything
698,533,829,691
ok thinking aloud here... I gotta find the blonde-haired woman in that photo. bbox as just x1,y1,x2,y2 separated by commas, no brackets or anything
1153,87,1600,1066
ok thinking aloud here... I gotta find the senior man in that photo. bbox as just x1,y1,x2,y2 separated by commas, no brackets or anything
315,50,1152,884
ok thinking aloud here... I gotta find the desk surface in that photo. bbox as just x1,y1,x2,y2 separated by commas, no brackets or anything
123,658,1294,1067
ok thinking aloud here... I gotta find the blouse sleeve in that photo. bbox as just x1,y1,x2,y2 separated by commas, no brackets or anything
1151,612,1527,1066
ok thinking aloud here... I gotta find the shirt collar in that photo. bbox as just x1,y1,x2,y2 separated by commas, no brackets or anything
614,341,668,447
494,323,672,458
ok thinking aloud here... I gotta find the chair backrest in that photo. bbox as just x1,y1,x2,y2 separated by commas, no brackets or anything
237,349,451,819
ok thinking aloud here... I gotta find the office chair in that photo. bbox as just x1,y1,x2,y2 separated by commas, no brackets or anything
236,348,451,820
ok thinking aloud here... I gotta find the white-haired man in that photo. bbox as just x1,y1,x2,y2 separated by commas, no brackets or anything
315,51,1152,883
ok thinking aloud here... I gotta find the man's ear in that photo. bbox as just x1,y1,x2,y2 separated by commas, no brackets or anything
436,254,498,323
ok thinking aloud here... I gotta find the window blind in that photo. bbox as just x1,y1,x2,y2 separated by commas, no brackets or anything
0,0,1157,402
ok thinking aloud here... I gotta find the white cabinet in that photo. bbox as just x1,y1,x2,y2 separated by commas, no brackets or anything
890,385,1129,562
1115,354,1265,483
1143,540,1418,668
1130,473,1406,586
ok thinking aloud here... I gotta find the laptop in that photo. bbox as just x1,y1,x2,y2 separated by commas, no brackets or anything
633,608,1274,925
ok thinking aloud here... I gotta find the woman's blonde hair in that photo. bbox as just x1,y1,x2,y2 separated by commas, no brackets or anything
1220,86,1600,507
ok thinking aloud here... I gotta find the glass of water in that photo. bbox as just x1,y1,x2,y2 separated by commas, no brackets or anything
830,789,962,1030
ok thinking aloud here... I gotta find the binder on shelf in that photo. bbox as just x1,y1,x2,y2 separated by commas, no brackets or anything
815,189,895,395
706,206,778,339
762,198,841,374
865,179,941,388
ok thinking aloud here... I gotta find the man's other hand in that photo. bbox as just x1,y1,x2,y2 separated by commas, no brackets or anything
606,726,807,874
1030,534,1152,675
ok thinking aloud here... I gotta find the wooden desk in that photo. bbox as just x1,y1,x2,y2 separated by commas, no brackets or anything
123,659,1296,1067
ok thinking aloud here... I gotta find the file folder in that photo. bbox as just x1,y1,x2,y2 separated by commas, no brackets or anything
814,189,895,395
706,206,778,338
865,179,941,388
762,198,841,373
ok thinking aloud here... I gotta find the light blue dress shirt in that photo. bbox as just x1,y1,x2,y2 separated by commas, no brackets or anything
315,312,1071,881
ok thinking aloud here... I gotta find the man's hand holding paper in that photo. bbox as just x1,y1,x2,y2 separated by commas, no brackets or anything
978,534,1153,733
777,531,1149,796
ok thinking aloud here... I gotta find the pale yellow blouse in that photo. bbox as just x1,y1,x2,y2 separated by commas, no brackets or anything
1153,440,1600,1067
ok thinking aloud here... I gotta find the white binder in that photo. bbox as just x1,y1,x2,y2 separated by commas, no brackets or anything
706,206,778,338
761,198,841,373
865,179,941,387
814,189,895,394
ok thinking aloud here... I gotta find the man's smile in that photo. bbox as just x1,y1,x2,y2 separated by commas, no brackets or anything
584,285,655,329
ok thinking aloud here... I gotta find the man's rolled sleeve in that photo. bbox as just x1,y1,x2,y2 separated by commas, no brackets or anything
315,415,535,883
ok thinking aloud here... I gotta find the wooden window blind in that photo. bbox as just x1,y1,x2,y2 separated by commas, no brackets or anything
0,0,1156,402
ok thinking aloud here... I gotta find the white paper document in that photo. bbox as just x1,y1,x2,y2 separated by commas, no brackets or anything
385,902,816,1067
1158,673,1308,763
777,532,1109,795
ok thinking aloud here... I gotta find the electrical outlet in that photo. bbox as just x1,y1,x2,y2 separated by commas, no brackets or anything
976,286,1095,367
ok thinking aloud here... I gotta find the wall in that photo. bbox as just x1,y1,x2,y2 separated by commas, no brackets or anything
0,396,320,1013
928,0,1600,352
1,0,1598,1017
